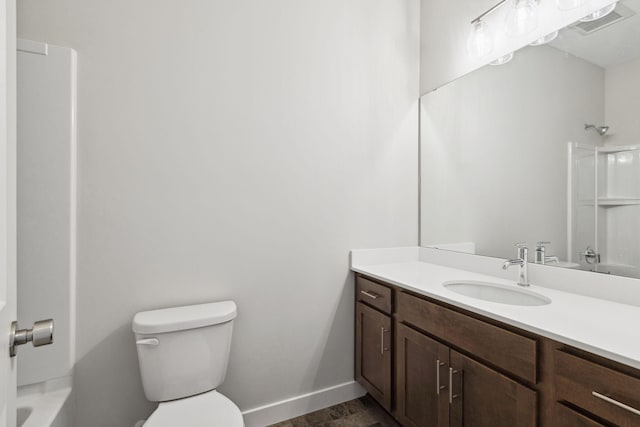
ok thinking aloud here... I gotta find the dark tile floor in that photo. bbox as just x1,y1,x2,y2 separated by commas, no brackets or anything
268,395,400,427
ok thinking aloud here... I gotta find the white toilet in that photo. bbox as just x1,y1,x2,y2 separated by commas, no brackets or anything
132,301,244,426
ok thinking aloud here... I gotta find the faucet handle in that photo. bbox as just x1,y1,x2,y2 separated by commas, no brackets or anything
514,243,528,260
536,241,551,249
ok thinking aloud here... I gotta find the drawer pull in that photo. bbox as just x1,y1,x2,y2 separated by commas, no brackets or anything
361,290,380,300
449,368,462,404
436,359,446,395
592,391,640,416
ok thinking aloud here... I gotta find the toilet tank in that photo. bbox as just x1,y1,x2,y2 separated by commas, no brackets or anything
132,301,237,402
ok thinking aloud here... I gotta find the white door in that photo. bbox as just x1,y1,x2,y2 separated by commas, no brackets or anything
0,0,17,425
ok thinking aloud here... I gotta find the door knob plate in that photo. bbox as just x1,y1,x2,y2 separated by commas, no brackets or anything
9,321,16,357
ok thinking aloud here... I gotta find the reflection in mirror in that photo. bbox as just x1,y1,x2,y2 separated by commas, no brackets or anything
420,0,640,279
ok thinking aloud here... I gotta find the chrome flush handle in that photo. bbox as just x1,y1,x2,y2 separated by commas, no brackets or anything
136,338,160,346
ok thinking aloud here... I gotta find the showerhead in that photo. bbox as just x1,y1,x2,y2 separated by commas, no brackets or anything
585,124,610,136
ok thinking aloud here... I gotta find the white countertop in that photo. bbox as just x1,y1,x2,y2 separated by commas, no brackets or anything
352,248,640,370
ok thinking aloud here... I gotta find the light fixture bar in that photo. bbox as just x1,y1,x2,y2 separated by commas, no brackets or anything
471,0,508,24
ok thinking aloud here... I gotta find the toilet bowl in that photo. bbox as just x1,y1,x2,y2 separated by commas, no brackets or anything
132,301,244,426
144,390,243,427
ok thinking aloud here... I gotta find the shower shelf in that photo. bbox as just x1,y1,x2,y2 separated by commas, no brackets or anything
597,144,640,154
579,198,640,207
598,198,640,206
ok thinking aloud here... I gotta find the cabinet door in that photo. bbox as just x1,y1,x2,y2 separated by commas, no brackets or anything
355,302,392,410
449,350,537,427
396,323,449,427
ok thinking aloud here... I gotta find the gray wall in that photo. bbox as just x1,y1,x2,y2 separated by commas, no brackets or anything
606,57,640,146
17,1,420,426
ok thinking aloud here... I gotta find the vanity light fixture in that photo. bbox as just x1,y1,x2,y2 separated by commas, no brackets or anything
580,1,617,22
505,0,540,36
467,0,507,58
529,30,559,45
467,20,495,57
468,0,539,58
556,0,591,10
490,51,515,65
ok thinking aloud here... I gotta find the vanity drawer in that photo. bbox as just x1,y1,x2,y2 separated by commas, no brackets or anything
356,276,392,314
555,350,640,427
397,291,537,383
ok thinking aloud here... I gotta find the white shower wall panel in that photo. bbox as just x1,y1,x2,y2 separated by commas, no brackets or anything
606,206,640,270
17,40,77,386
604,150,640,198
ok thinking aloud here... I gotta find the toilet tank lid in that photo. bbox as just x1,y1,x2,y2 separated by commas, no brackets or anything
132,301,237,334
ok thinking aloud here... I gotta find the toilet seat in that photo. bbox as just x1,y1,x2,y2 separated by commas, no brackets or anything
144,390,244,427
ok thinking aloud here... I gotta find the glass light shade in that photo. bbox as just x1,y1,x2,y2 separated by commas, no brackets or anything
505,0,539,37
467,21,494,58
556,0,591,10
529,30,559,46
490,52,515,66
580,2,617,22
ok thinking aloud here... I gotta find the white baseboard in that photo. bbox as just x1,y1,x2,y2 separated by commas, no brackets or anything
241,381,366,427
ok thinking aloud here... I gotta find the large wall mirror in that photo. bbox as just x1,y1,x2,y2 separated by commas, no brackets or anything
420,0,640,279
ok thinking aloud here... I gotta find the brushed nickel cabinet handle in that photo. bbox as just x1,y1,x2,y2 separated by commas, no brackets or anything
361,290,380,300
380,327,389,355
592,391,640,416
449,368,462,404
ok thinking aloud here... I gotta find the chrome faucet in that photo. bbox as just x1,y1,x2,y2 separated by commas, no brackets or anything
534,241,549,264
580,246,600,265
503,243,529,287
534,241,558,265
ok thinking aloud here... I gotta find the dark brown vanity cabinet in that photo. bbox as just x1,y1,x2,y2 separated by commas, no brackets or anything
395,310,537,427
355,276,393,411
355,273,640,427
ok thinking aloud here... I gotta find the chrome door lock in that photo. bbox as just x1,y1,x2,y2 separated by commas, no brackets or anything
9,319,54,357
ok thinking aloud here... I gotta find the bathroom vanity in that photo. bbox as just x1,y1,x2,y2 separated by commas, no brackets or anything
363,1,640,423
352,248,640,427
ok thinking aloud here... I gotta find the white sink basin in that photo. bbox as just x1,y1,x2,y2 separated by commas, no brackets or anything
443,281,551,306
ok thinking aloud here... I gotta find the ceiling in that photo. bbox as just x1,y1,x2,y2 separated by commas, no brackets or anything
549,0,640,68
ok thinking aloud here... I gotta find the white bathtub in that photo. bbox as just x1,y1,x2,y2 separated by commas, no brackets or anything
578,263,640,279
17,377,73,427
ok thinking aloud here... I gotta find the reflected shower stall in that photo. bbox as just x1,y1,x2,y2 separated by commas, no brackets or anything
568,142,640,278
